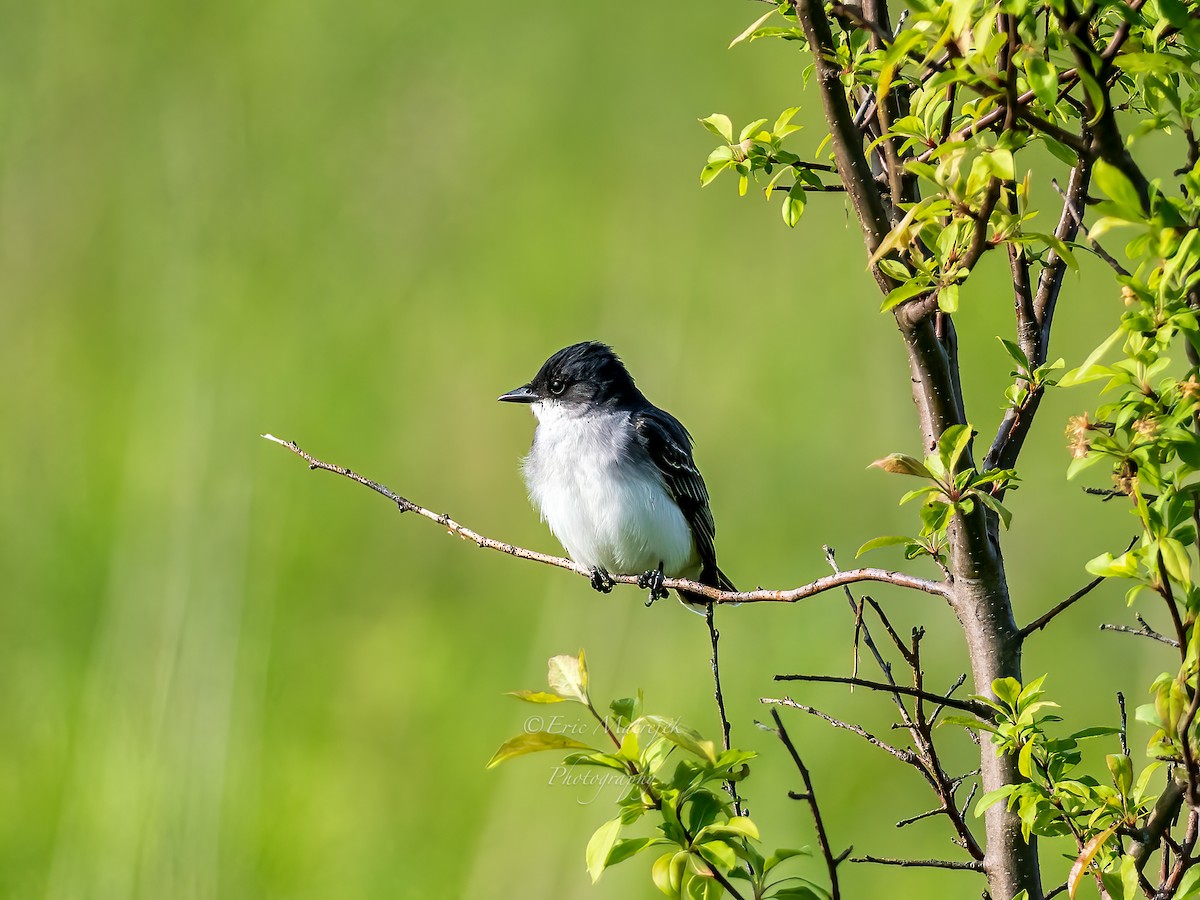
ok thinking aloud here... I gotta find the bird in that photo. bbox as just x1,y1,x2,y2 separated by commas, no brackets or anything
498,341,734,611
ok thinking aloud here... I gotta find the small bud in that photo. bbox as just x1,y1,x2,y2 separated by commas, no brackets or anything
1121,285,1137,306
1180,375,1200,399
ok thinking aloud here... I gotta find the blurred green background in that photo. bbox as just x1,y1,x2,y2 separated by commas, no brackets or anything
0,2,1169,898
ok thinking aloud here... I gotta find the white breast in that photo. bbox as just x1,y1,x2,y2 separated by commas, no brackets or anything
522,402,698,578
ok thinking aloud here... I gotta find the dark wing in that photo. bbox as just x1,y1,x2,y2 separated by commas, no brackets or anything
632,406,722,582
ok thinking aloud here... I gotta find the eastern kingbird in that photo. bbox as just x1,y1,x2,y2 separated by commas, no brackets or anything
499,341,734,610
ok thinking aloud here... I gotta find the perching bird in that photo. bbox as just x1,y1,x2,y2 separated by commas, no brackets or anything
498,341,734,610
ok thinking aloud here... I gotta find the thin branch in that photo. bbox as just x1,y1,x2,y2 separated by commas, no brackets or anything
1051,176,1130,276
849,854,984,872
263,435,951,603
792,0,895,284
773,673,991,717
766,709,844,900
896,806,945,829
706,604,743,816
1100,623,1180,648
930,673,968,728
1119,692,1129,757
1020,574,1105,638
762,697,914,763
1021,538,1135,638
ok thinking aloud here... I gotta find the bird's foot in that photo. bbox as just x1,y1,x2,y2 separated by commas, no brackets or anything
589,567,615,594
638,563,668,606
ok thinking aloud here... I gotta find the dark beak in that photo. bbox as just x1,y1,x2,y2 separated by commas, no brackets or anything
498,384,538,403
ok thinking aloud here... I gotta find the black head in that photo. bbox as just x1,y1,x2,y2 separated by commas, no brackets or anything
498,342,643,410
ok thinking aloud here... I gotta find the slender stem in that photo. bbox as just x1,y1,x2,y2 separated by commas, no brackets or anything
768,709,843,900
705,604,743,816
850,854,984,871
773,673,991,717
1020,575,1106,638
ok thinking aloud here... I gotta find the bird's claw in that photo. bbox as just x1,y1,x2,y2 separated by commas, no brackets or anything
638,563,668,605
589,567,615,594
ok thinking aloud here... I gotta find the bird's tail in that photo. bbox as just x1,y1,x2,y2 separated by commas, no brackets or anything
678,565,736,615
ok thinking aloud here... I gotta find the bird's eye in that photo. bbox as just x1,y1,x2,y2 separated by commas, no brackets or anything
549,379,566,395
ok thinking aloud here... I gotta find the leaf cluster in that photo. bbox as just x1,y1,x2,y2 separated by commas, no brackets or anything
490,653,824,900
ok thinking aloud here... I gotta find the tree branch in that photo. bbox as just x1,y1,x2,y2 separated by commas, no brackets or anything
773,673,992,718
850,854,984,871
706,604,743,815
1020,575,1105,638
1099,622,1180,648
762,697,914,764
765,708,845,900
793,0,894,283
263,434,950,603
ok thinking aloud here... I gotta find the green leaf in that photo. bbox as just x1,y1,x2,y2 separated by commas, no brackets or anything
1024,57,1058,108
974,490,1013,530
486,731,595,768
869,453,934,478
587,817,623,882
975,785,1017,816
1059,327,1124,387
651,852,677,896
607,837,668,868
547,652,589,703
880,280,932,311
610,693,641,726
631,716,717,764
856,535,913,557
768,889,825,900
1028,231,1078,270
700,159,731,186
762,847,812,875
992,676,1022,708
1160,537,1191,583
938,283,960,313
699,114,734,143
998,336,1031,372
774,106,802,136
1084,550,1139,579
729,8,778,48
739,118,768,142
507,690,567,704
1107,753,1133,796
877,258,911,281
1017,738,1035,778
701,816,760,841
938,424,973,472
696,840,737,871
781,182,806,228
1093,159,1143,215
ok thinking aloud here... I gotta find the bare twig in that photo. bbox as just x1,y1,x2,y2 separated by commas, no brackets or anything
762,697,914,763
850,854,984,871
1100,623,1180,648
1118,692,1129,757
1020,574,1106,638
263,435,949,604
896,806,944,829
706,603,743,815
765,709,844,900
773,673,991,717
1022,538,1137,638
